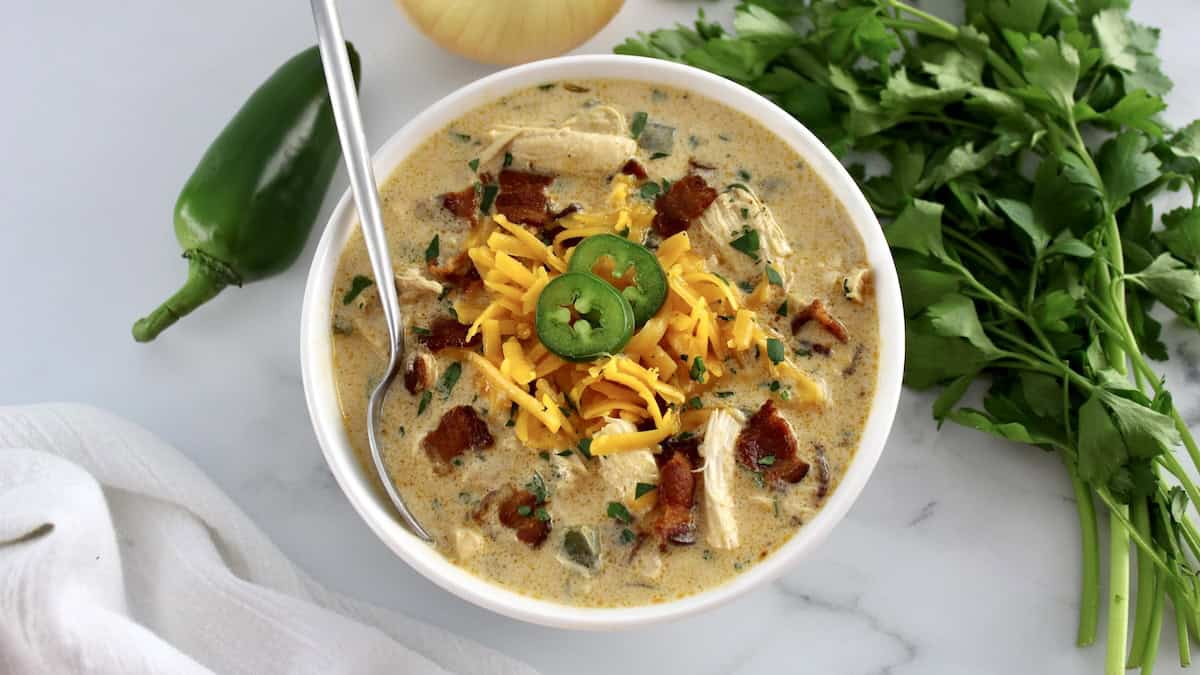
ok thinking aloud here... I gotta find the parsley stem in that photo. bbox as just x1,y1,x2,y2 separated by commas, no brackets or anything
1127,498,1156,667
1105,506,1130,675
1067,455,1101,647
885,0,958,40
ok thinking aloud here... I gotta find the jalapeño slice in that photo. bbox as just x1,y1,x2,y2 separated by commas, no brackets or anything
536,272,634,362
567,234,667,325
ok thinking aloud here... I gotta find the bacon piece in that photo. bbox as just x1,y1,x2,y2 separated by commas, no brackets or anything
621,159,648,180
653,174,718,237
403,353,430,395
657,434,701,468
416,316,480,353
495,170,553,227
421,406,494,468
790,298,849,343
651,451,696,548
498,488,550,547
735,400,809,485
441,185,478,225
427,251,481,290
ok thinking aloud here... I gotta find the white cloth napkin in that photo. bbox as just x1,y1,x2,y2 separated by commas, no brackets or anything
0,403,539,675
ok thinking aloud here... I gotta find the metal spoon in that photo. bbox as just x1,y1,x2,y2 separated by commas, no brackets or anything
310,0,432,542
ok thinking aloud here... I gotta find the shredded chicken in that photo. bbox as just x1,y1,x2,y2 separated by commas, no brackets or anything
478,106,635,177
700,408,744,550
697,185,794,283
596,418,659,516
453,527,485,560
350,268,444,355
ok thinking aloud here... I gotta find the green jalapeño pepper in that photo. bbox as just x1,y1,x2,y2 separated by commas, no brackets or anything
567,234,667,326
131,44,361,342
536,272,634,362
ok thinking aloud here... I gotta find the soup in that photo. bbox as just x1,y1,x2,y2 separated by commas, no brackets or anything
329,79,878,607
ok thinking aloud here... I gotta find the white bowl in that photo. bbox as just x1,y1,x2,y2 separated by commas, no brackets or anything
300,54,904,630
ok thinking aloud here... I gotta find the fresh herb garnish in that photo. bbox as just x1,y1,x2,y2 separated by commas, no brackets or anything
539,451,550,461
479,184,499,213
503,152,513,168
776,299,789,317
630,111,648,139
606,501,633,524
411,326,431,336
557,449,574,457
534,507,550,522
517,505,532,517
766,338,785,365
620,528,636,544
424,235,439,263
467,158,479,172
417,390,432,415
689,356,706,383
736,169,751,182
537,83,556,91
639,182,661,200
715,391,735,398
730,228,761,261
688,396,703,410
635,482,657,499
577,437,593,460
342,275,373,305
437,362,462,398
649,151,670,160
449,131,471,143
526,472,547,504
757,455,776,467
765,266,783,286
618,2,1200,668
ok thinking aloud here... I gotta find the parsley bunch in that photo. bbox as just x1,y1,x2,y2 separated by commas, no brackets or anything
618,1,1200,671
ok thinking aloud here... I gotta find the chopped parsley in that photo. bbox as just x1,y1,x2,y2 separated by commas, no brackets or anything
689,356,707,383
537,83,556,91
467,158,479,172
630,111,648,139
438,362,463,398
424,235,440,263
715,391,735,398
557,449,574,457
620,528,637,544
411,326,431,336
479,183,499,213
577,438,594,460
607,501,633,524
758,455,777,467
535,507,550,522
737,169,752,181
503,152,513,167
417,390,432,415
649,151,670,160
639,182,661,200
730,228,761,261
765,266,783,286
776,299,789,317
341,275,373,305
688,396,703,410
517,505,532,517
635,482,657,499
766,338,785,364
526,472,548,504
449,131,471,143
539,451,550,461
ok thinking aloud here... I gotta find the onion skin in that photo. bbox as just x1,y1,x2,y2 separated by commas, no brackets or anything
395,0,625,66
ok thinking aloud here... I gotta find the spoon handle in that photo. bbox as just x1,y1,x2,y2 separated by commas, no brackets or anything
309,1,400,349
310,0,432,541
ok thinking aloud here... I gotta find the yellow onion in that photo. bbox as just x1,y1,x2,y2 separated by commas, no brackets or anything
395,0,625,66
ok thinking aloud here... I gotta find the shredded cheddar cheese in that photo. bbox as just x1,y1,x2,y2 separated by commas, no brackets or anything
449,176,820,454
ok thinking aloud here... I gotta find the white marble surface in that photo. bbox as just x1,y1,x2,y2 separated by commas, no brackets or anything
4,1,1200,673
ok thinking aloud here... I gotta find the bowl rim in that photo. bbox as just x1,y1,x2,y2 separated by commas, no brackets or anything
300,53,904,630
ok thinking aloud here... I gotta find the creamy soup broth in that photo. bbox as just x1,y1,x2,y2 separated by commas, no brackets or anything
330,79,878,607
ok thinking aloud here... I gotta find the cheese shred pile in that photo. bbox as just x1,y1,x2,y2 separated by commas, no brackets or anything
450,175,823,454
